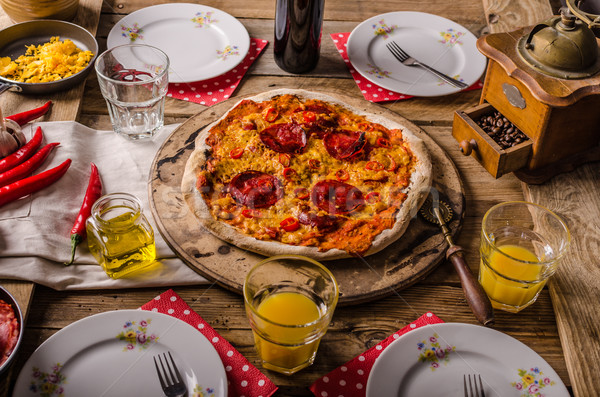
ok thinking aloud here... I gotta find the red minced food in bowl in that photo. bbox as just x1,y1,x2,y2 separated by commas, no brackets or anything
0,288,21,372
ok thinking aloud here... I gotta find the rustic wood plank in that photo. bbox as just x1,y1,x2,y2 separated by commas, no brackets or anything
101,0,486,24
523,165,600,397
482,0,554,33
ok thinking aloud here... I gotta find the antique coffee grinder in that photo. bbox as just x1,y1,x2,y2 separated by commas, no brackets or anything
452,2,600,183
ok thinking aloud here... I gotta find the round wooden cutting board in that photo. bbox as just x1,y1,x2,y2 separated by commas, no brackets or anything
149,90,465,305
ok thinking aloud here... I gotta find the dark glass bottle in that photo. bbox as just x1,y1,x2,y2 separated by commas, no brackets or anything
274,0,325,74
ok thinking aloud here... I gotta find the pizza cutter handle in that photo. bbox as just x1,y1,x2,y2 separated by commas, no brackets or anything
446,246,495,326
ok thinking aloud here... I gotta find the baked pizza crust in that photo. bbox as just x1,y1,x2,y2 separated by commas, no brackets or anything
181,89,432,260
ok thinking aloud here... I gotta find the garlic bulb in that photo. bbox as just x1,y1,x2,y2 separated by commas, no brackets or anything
0,119,26,158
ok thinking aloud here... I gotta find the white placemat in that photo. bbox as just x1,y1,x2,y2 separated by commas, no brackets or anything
0,121,208,290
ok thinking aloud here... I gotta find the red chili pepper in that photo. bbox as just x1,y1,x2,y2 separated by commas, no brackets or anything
6,101,52,126
366,191,381,204
358,122,374,132
280,216,300,232
65,163,103,266
0,126,43,173
302,111,316,123
229,147,244,159
0,142,59,188
294,187,310,200
263,107,279,122
308,159,320,170
365,160,384,171
283,167,296,180
386,154,397,172
335,169,349,181
278,153,291,167
0,158,71,208
377,137,391,148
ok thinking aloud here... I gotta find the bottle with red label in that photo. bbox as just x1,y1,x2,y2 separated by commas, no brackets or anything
274,0,325,74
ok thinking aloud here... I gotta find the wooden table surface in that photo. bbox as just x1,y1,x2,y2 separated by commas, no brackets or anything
3,0,599,396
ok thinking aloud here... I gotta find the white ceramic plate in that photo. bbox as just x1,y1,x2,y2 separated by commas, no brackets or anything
347,12,487,96
107,3,250,82
13,310,227,396
366,323,569,397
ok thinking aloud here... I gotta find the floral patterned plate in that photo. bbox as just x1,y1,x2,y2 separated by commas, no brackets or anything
107,3,250,83
347,12,486,97
13,310,227,396
366,323,569,397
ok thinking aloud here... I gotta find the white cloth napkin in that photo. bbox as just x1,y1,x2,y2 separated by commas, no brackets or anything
0,121,208,290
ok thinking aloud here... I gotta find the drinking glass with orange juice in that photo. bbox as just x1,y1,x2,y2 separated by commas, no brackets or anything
243,255,338,375
479,201,570,313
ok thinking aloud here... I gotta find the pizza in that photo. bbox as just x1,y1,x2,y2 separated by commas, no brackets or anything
181,89,432,260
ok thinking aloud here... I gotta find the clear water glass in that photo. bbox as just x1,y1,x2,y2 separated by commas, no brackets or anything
95,44,169,140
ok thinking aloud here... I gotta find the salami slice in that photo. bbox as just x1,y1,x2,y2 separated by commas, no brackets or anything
260,123,307,153
311,180,364,215
323,130,366,159
298,211,338,231
229,171,284,209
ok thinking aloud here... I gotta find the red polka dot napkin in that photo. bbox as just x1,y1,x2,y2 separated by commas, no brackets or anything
141,289,277,397
166,38,269,106
309,312,444,397
330,32,483,102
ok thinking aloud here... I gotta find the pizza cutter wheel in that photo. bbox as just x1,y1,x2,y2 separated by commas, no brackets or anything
419,193,495,326
419,196,453,225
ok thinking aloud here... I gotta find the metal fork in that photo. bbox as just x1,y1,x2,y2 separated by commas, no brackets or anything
464,374,485,397
385,41,469,89
153,352,188,397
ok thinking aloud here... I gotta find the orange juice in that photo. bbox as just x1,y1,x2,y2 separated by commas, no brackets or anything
480,244,545,312
253,291,322,373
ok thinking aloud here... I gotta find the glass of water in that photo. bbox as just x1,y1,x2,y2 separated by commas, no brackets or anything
95,44,169,140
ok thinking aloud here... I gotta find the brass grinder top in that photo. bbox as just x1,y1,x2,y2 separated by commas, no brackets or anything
517,9,600,79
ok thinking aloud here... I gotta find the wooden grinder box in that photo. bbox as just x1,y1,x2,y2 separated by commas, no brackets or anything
452,24,600,183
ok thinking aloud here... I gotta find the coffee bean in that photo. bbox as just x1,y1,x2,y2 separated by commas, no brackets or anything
474,110,529,150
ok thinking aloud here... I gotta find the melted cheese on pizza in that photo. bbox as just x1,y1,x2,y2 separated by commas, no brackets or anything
195,94,417,254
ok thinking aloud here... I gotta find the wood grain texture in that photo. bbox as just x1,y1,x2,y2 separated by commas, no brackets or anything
101,0,487,25
523,164,600,397
482,0,554,33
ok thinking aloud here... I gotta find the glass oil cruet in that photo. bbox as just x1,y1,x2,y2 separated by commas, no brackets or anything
86,192,156,279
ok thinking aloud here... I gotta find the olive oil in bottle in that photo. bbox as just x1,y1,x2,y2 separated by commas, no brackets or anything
86,193,156,279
